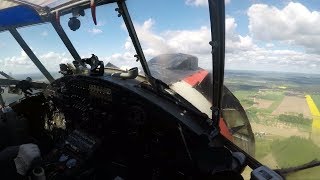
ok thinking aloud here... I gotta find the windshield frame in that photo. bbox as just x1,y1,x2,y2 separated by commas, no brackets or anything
0,0,156,85
0,0,225,123
208,0,225,126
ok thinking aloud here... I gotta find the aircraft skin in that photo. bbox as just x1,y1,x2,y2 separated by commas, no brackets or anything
147,53,255,155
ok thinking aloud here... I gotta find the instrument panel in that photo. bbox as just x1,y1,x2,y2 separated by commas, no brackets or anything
9,74,235,179
88,84,112,102
44,75,150,136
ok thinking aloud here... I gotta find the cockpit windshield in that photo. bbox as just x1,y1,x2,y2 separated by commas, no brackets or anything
0,0,215,117
2,1,319,179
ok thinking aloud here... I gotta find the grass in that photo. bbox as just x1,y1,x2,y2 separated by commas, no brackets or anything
267,96,284,112
277,114,312,131
311,94,320,110
233,90,256,100
234,90,285,114
258,91,285,113
258,91,284,101
233,90,257,107
246,107,261,123
287,166,320,180
271,136,320,168
255,136,274,160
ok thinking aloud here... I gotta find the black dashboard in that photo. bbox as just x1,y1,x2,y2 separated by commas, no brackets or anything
6,74,240,180
13,74,210,179
44,75,210,136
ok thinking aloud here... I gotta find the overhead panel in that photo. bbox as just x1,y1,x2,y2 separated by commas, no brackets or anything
0,0,75,11
0,5,42,28
0,1,19,10
0,0,76,29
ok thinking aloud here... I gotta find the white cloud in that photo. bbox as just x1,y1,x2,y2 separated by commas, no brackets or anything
109,17,255,69
225,17,257,53
225,47,320,73
96,21,106,27
29,13,304,75
248,2,320,53
132,19,170,55
0,51,73,74
108,18,211,69
266,43,274,48
121,19,208,56
164,26,211,55
3,14,310,75
39,52,72,70
88,28,103,35
186,0,230,7
1,51,37,74
225,12,320,73
115,18,214,68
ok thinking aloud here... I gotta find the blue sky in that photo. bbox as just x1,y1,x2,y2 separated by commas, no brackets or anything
0,0,320,75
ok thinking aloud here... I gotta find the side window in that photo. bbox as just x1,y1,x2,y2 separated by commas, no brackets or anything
224,2,320,178
222,86,255,156
0,31,46,105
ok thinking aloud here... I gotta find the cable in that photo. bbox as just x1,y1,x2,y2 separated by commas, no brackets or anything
178,124,193,162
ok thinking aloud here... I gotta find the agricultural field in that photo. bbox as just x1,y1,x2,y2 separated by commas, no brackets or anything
311,95,320,110
272,96,311,118
225,70,320,179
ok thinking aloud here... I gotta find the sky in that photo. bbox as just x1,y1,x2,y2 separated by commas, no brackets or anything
0,0,320,75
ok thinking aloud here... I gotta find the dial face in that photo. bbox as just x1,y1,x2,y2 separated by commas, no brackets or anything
66,158,77,168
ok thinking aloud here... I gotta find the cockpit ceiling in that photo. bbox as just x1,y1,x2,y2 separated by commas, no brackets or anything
0,2,18,10
0,0,86,30
0,0,73,10
0,0,117,31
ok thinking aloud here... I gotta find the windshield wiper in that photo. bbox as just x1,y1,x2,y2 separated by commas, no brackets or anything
275,159,320,176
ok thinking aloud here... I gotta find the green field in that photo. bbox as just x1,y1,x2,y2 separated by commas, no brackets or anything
234,90,285,113
272,136,320,168
277,114,312,131
287,166,320,180
233,90,256,107
257,91,284,101
259,91,285,113
225,70,320,179
311,95,320,110
255,137,274,160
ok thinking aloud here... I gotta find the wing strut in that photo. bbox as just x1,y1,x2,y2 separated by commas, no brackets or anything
0,89,4,107
9,28,55,83
208,0,225,127
0,71,14,80
116,1,153,81
51,19,86,67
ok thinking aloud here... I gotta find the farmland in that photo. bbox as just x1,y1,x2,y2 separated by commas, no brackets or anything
311,95,320,111
225,70,320,179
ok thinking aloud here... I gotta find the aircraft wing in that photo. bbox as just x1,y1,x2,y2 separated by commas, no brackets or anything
0,78,48,89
